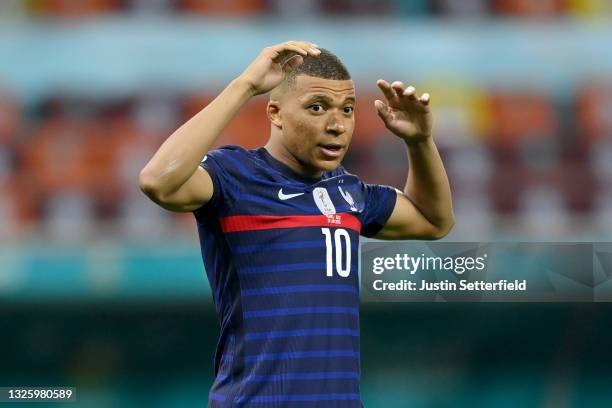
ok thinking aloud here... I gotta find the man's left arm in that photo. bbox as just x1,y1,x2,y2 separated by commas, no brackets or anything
372,80,454,240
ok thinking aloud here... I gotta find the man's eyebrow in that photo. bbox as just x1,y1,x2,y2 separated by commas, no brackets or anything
304,94,356,103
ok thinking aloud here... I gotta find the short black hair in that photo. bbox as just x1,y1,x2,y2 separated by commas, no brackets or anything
271,48,351,99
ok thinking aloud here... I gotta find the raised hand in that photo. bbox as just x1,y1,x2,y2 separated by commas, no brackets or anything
375,80,432,143
239,41,321,96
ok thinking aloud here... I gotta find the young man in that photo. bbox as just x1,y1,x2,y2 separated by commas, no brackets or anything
139,41,453,407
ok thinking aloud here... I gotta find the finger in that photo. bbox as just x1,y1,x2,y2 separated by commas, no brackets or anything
288,40,320,54
285,40,318,48
282,54,303,73
402,85,417,100
391,81,406,98
269,43,320,64
419,92,430,106
278,41,320,56
374,99,392,123
270,46,308,63
376,79,397,104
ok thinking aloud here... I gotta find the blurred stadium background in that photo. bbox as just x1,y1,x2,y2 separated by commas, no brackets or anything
1,0,612,407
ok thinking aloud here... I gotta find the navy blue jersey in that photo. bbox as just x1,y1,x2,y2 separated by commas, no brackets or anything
194,146,397,407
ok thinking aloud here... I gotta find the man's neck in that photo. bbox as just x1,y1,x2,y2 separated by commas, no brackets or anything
264,140,323,179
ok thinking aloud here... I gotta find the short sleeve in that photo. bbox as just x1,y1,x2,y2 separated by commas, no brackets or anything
193,146,242,217
360,183,398,238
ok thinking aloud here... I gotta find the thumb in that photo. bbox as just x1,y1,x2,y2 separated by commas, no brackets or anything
282,55,303,74
374,99,392,123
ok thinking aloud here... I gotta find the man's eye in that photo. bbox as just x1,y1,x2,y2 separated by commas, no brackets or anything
309,104,324,113
343,106,354,114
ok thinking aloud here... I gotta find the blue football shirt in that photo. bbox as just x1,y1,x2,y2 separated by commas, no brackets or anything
194,146,397,407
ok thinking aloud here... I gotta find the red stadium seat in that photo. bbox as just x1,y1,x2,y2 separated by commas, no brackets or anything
30,0,122,17
487,90,558,149
493,0,566,17
577,82,612,141
350,93,388,149
183,92,270,149
178,0,268,16
21,118,94,213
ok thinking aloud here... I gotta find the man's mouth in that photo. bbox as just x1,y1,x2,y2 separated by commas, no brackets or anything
318,143,345,158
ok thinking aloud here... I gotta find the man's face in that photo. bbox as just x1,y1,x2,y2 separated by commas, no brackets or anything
276,75,356,176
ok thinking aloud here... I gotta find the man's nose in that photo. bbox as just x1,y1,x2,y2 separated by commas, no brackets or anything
326,114,345,135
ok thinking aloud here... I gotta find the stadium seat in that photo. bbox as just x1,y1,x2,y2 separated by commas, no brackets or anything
493,0,566,17
30,0,122,17
488,90,558,150
577,82,612,142
183,92,270,149
177,0,268,16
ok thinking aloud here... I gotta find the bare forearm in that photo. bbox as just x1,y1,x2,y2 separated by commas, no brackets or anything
404,138,454,231
140,77,253,194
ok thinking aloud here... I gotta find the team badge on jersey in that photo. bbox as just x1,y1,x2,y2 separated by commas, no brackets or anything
313,187,336,215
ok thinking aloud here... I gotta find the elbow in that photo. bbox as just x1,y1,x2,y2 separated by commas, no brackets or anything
431,214,455,240
138,169,165,202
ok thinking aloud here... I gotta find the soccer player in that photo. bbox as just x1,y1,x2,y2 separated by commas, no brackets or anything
139,41,454,407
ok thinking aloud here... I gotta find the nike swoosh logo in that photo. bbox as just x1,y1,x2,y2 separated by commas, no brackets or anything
278,189,305,200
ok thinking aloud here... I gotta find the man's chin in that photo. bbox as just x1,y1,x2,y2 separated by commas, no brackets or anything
315,158,342,172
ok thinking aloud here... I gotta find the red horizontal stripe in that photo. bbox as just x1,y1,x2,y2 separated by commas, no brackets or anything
220,214,361,233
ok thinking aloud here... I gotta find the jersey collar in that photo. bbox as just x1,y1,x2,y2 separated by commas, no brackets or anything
257,147,329,185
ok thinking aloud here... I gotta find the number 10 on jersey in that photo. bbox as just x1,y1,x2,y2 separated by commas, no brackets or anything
321,228,351,277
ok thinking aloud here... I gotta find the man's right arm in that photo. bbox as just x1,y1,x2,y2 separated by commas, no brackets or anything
138,41,321,212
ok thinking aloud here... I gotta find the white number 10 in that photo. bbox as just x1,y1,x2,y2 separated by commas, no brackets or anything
321,228,351,277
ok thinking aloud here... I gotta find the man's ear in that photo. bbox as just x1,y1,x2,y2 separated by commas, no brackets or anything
267,100,282,129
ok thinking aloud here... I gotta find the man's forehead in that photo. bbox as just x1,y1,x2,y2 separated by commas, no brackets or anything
294,75,355,98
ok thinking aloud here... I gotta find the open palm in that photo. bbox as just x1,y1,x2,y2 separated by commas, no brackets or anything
375,79,433,143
